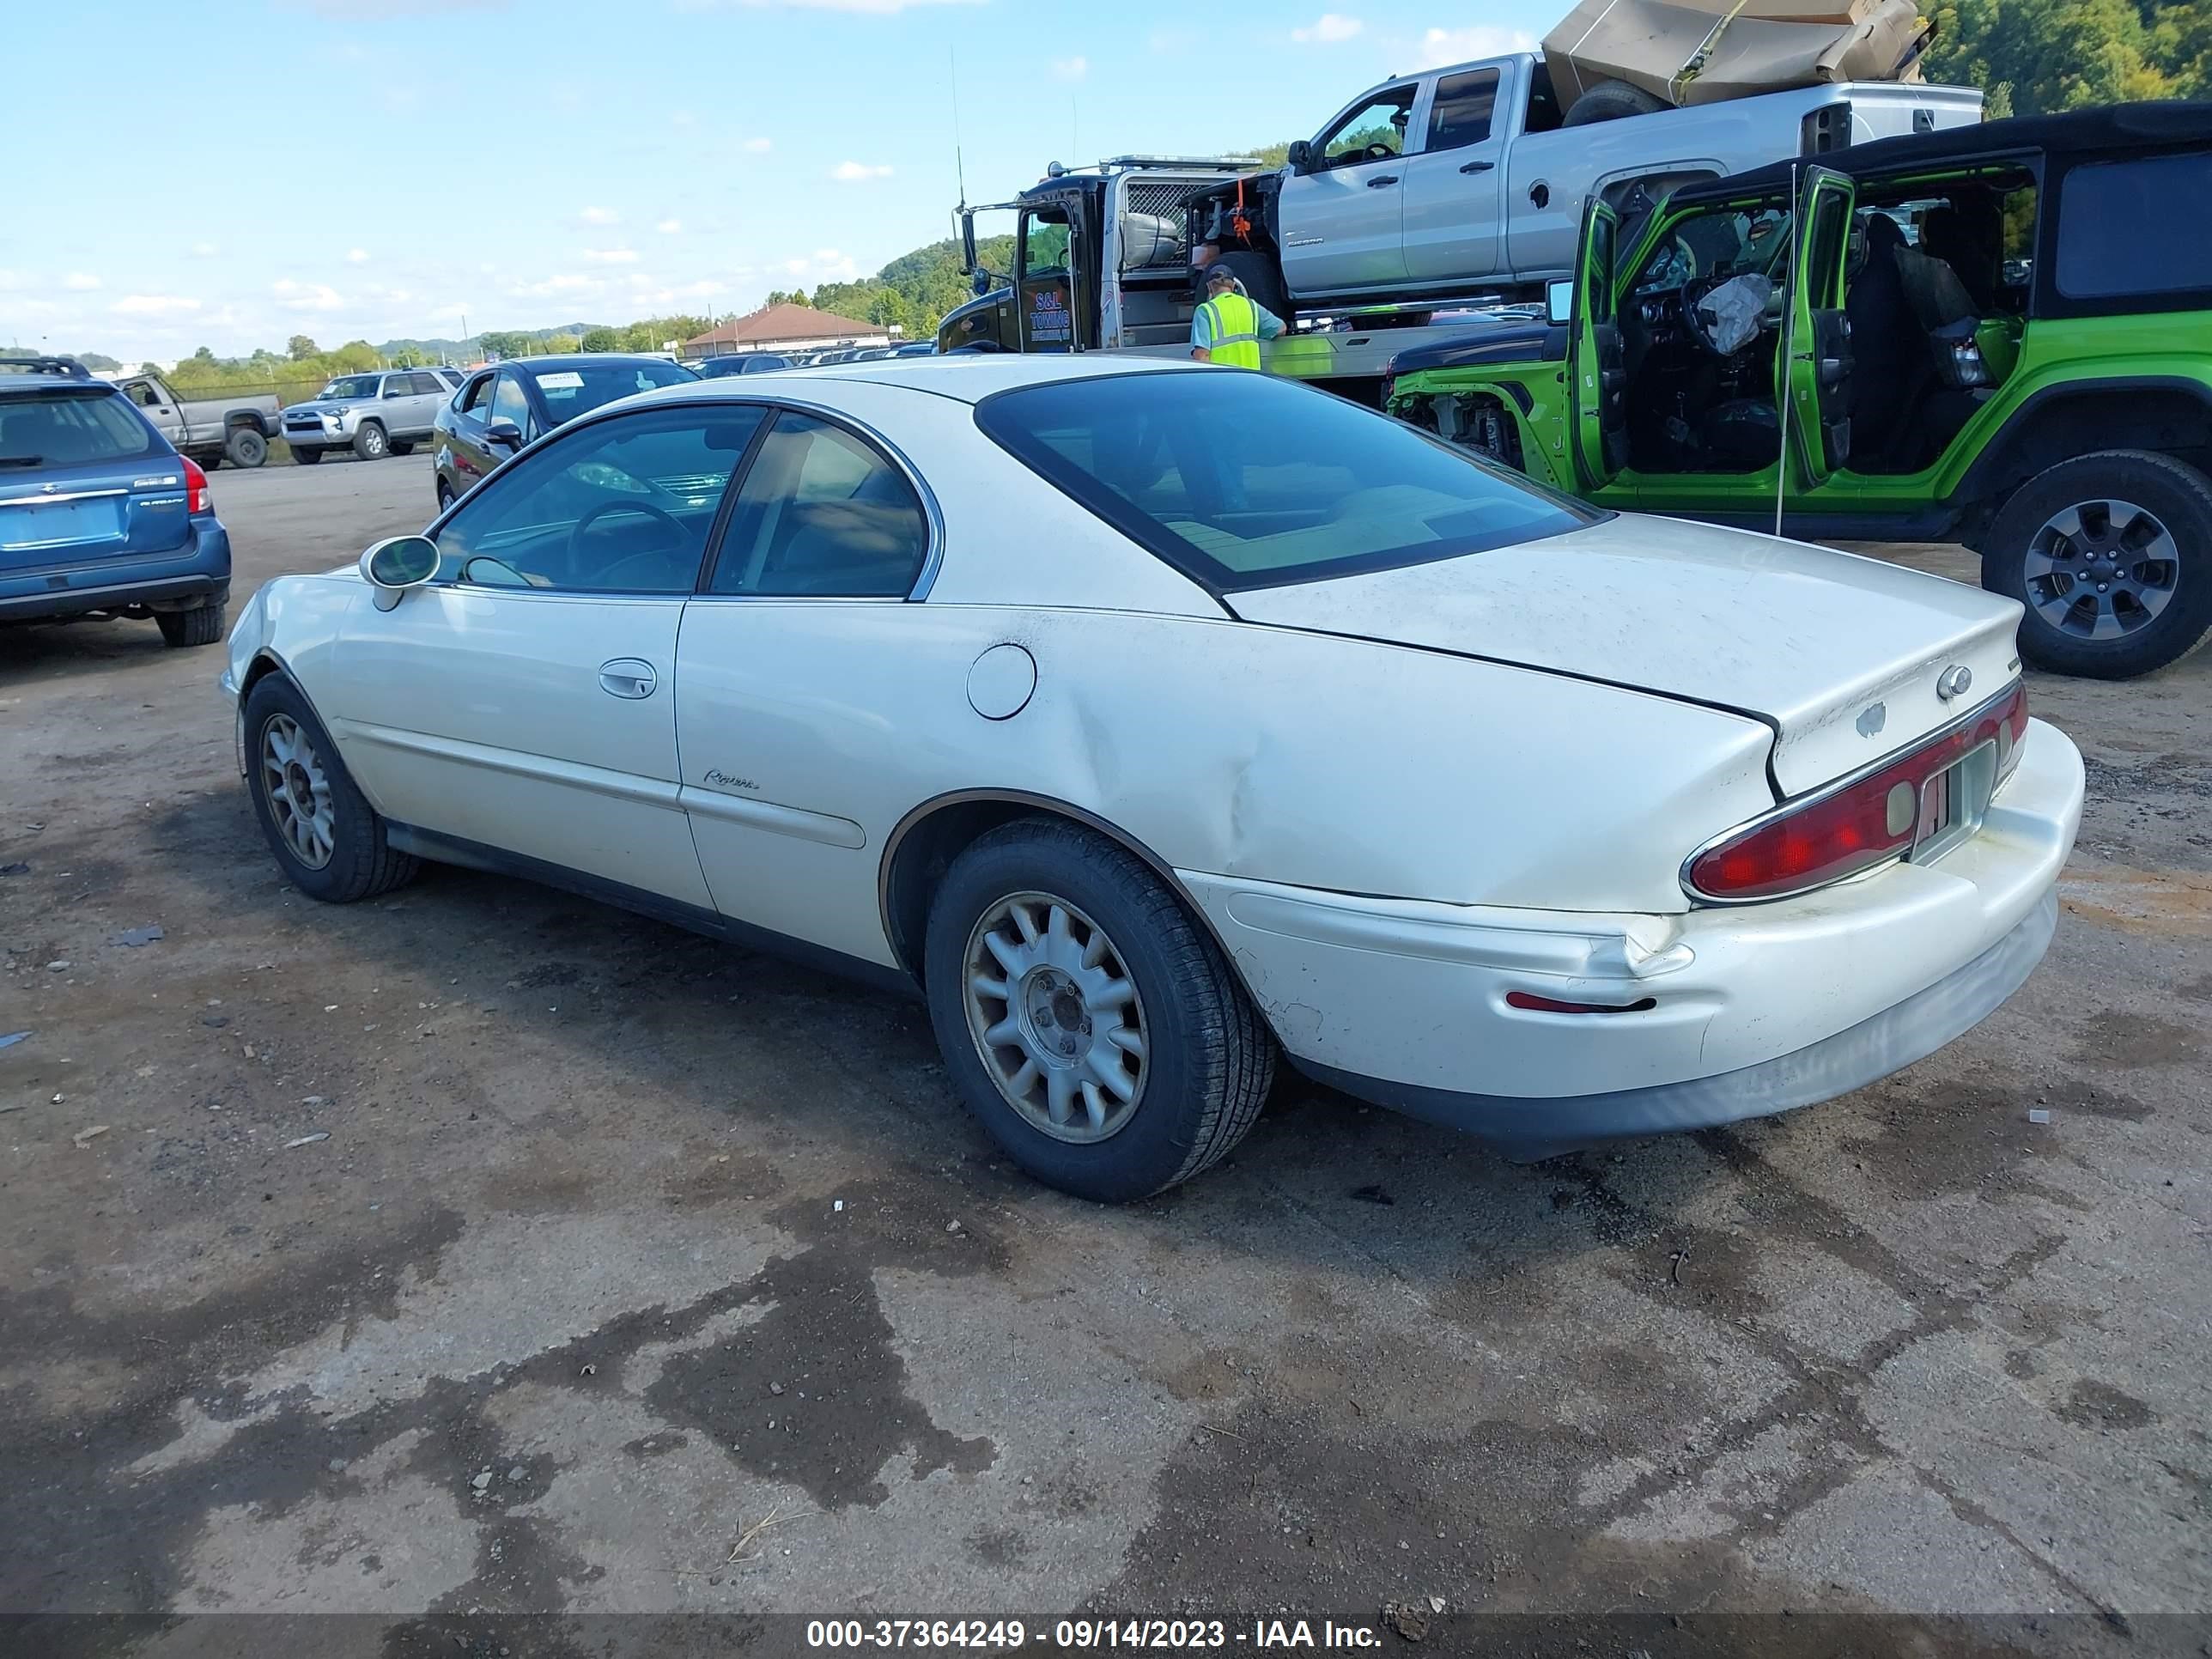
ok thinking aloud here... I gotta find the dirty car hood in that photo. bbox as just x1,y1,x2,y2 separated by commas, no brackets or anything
1225,514,2023,796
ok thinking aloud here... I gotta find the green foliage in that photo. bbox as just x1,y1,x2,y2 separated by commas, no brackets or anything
1923,0,2209,114
76,351,122,371
807,235,1017,339
286,335,319,361
580,327,620,351
1243,141,1294,168
542,333,583,355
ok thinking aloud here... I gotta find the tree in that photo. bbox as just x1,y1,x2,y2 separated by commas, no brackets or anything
287,334,319,361
190,346,218,366
580,326,620,351
543,332,582,354
478,330,532,362
1923,0,2208,114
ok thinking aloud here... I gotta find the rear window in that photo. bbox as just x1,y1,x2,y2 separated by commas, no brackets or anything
2055,151,2212,300
975,370,1596,591
0,389,161,466
529,361,696,422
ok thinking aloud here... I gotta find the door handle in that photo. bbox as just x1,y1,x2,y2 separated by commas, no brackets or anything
1459,160,1495,174
1366,174,1400,188
598,659,658,699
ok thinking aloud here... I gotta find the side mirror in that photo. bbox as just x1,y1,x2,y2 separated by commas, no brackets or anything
1285,140,1314,174
359,535,439,611
485,417,524,451
971,270,993,297
960,213,979,276
1546,278,1576,327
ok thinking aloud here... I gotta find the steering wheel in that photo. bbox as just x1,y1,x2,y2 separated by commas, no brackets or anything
1680,274,1738,359
1363,142,1396,162
568,499,688,586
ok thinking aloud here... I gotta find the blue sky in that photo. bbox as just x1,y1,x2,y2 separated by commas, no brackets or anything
5,0,1543,365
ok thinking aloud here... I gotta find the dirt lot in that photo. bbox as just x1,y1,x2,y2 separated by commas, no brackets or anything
3,454,2208,1656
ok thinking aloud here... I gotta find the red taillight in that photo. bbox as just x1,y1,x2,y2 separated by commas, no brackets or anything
181,455,210,514
1686,681,2027,903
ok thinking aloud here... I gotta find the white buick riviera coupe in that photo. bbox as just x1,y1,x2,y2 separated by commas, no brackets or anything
222,356,2085,1200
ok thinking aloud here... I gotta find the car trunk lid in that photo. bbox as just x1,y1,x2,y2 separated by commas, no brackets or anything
0,389,194,570
1224,513,2022,797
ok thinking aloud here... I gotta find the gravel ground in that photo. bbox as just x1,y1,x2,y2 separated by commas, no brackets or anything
3,453,2208,1656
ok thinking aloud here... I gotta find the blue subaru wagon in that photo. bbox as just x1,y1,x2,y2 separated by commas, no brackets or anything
0,356,231,647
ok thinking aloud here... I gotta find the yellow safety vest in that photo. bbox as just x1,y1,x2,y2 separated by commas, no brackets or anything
1200,292,1263,369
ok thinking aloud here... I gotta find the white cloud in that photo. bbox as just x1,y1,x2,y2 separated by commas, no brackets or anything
670,109,696,128
64,272,101,291
656,217,683,234
1412,24,1535,66
272,279,347,313
508,272,605,298
0,269,32,292
428,303,471,322
1052,55,1087,81
189,241,218,258
778,248,860,282
111,294,202,317
581,246,641,264
1291,12,1362,42
345,247,369,264
831,161,894,182
743,137,774,153
580,205,620,225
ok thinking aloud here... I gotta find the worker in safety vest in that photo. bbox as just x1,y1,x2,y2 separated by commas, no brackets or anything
1190,264,1284,368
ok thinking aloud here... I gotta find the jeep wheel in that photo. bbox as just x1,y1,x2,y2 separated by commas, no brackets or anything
294,446,323,465
226,428,269,469
389,441,415,457
353,422,389,461
1982,450,2212,679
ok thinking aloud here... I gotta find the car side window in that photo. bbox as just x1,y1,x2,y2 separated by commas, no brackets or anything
457,373,495,417
1427,69,1499,152
1319,87,1416,167
434,405,766,594
708,411,927,598
491,371,533,437
404,373,439,396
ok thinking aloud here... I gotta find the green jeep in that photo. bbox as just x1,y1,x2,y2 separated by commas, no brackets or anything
1385,104,2212,679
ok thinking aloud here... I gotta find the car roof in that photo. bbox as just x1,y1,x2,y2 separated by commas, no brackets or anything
746,352,1192,405
500,352,686,372
0,373,117,394
1673,100,2212,210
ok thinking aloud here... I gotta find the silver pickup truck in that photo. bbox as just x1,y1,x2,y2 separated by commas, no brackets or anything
281,368,463,464
1189,50,1984,313
112,372,282,470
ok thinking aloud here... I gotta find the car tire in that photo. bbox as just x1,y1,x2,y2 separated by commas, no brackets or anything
294,446,323,465
200,453,222,471
922,817,1274,1202
435,479,455,513
242,674,419,903
389,441,415,457
1564,78,1669,126
226,428,270,468
353,422,388,461
1211,249,1292,325
1980,449,2212,679
155,602,226,648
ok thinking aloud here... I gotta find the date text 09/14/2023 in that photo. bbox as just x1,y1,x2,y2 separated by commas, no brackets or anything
805,1618,1387,1650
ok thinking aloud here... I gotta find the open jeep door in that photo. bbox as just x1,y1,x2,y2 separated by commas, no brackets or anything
1783,164,1856,489
1568,196,1629,487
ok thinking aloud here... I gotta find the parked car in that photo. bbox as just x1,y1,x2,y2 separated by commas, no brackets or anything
431,354,697,508
3,356,230,646
694,353,792,380
222,356,2081,1200
111,368,281,470
282,369,456,465
1182,49,1984,314
1386,103,2212,680
891,342,939,357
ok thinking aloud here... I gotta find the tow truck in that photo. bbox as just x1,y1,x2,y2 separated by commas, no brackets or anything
941,155,1545,407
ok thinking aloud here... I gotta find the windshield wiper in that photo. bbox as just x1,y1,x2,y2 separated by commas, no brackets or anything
0,454,46,468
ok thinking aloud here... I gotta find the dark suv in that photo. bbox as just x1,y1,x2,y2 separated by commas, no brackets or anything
0,356,231,647
432,355,696,508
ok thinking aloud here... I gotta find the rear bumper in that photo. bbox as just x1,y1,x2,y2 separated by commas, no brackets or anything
1180,717,2083,1157
0,522,233,623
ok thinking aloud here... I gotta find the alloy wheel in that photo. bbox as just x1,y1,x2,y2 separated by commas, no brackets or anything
259,713,336,870
963,891,1148,1143
2023,497,2179,640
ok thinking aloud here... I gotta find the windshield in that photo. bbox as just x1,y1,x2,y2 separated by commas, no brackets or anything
315,375,382,401
529,361,696,423
0,389,160,466
977,370,1597,591
1632,202,1793,295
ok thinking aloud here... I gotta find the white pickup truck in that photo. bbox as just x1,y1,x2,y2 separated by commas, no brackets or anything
1191,49,1983,313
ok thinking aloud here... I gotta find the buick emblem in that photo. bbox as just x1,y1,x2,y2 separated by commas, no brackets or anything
1936,665,1973,702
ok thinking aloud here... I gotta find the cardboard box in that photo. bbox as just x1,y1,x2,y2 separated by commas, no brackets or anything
1544,0,1929,109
